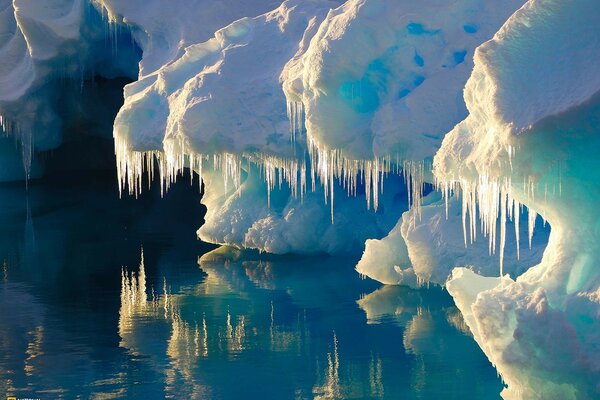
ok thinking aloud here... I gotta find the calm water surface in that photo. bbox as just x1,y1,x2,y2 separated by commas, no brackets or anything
0,174,503,399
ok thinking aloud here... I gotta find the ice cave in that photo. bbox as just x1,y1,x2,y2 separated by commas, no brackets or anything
0,0,598,399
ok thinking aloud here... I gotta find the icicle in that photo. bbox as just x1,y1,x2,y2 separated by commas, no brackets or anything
286,101,304,143
528,208,537,249
499,189,507,277
461,186,468,248
514,199,520,260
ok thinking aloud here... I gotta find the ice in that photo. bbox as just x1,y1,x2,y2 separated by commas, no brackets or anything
111,0,526,255
356,191,548,288
199,164,407,255
282,0,524,161
2,1,599,394
0,0,140,179
2,0,528,256
434,0,600,397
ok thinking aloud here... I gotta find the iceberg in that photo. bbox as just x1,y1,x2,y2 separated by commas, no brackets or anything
112,0,527,257
356,191,549,286
434,0,600,397
0,0,140,180
1,0,599,397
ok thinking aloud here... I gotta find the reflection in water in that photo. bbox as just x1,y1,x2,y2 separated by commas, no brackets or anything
110,247,503,399
0,176,503,399
313,333,341,400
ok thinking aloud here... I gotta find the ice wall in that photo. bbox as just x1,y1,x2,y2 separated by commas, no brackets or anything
434,0,600,397
112,0,528,257
0,0,139,181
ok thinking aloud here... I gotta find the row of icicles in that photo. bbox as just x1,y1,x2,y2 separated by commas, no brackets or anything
114,101,547,278
114,102,427,224
436,174,545,278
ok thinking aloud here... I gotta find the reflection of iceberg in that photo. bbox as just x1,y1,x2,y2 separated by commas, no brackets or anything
114,247,502,398
0,281,127,398
357,284,503,399
119,251,212,398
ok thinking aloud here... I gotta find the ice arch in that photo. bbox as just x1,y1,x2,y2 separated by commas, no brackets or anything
433,0,600,397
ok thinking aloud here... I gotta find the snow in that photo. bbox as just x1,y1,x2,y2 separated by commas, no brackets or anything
356,191,549,287
92,0,282,76
282,0,524,162
434,0,600,397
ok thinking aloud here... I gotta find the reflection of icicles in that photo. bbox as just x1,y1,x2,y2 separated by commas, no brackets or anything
119,250,156,339
369,353,384,399
224,311,245,352
445,308,471,335
313,332,341,400
24,326,44,376
269,302,305,352
165,307,209,399
202,315,209,357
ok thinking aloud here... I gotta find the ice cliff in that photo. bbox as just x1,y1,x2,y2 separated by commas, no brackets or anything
434,0,600,397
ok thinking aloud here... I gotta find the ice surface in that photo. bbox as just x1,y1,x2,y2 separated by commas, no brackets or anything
111,0,528,256
281,0,524,161
93,0,282,76
356,191,549,287
434,0,600,397
199,164,407,254
0,0,139,179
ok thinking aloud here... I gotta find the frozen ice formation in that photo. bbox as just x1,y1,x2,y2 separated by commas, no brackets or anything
0,0,140,181
111,0,528,256
2,0,600,397
199,165,407,254
281,0,524,161
356,191,549,286
434,0,600,397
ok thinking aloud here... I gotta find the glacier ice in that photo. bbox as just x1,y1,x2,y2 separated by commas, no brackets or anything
0,0,140,180
434,0,600,397
1,0,600,397
356,191,549,286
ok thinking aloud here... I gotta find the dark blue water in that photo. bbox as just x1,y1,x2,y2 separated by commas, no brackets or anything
0,174,503,399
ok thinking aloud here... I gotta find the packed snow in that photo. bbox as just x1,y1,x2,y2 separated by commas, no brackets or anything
434,0,600,397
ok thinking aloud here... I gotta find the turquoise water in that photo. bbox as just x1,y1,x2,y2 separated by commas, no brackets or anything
0,174,503,399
